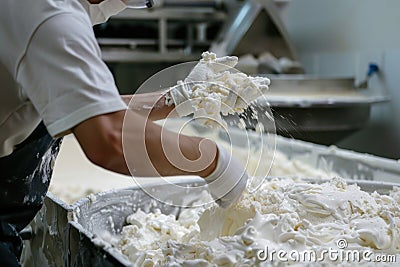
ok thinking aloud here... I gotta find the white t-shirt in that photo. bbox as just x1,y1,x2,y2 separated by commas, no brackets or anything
0,0,127,157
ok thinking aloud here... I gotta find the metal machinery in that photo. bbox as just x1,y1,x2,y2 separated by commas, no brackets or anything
96,0,388,145
97,0,227,62
95,0,228,91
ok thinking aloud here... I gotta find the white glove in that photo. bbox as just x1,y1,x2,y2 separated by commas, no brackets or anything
185,52,239,83
165,52,239,117
166,80,194,117
204,144,248,208
165,52,270,119
230,76,270,113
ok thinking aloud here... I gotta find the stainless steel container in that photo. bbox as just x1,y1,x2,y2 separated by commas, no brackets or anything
68,178,399,266
20,193,73,266
69,179,200,267
21,127,400,266
232,74,390,145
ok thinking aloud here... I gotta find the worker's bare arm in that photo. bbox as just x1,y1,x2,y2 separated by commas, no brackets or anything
72,110,217,177
122,92,177,121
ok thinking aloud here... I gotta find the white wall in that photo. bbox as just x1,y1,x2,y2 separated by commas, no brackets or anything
279,0,400,159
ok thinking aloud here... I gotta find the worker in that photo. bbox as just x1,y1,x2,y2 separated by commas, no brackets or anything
0,0,248,265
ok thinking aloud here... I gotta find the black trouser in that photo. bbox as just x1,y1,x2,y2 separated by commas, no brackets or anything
0,122,62,267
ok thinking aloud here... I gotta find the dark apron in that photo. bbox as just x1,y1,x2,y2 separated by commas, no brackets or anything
0,122,62,266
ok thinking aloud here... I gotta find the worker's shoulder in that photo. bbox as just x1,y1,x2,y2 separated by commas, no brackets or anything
0,0,91,75
1,0,88,26
35,0,92,36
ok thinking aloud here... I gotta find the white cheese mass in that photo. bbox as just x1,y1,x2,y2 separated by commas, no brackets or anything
166,52,270,128
116,178,400,266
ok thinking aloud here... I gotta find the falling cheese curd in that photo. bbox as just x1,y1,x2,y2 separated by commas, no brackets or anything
166,52,270,128
115,177,400,266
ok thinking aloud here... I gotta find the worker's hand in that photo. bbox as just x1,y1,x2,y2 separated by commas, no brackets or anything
166,80,194,117
165,52,269,117
184,52,239,83
204,144,248,208
229,75,270,113
165,52,239,117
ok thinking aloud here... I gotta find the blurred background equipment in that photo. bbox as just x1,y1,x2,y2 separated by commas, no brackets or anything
94,0,227,91
96,0,392,155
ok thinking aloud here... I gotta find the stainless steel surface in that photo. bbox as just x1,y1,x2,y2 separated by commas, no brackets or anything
98,6,226,63
20,193,72,267
273,134,400,183
269,75,356,94
69,178,201,267
228,101,375,145
227,74,390,144
113,7,225,19
211,0,298,60
101,49,200,63
232,104,373,144
217,122,400,183
262,74,390,107
162,0,221,8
